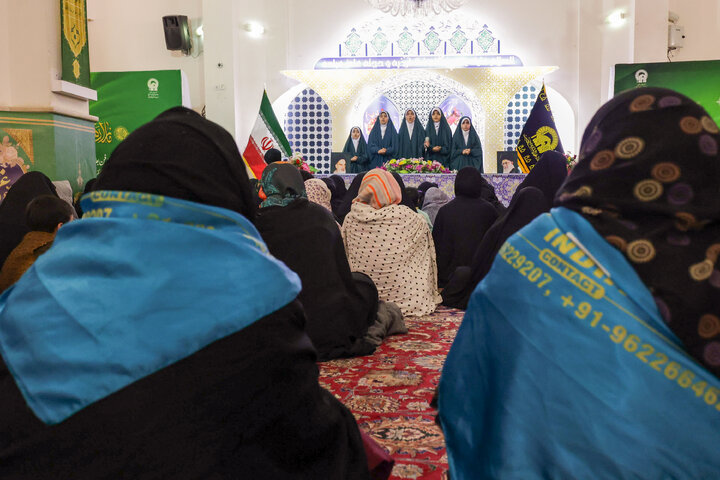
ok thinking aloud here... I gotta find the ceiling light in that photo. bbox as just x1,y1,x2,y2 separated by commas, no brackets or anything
244,22,265,37
607,10,626,27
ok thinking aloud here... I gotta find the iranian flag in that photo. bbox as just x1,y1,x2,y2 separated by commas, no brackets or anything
242,90,292,179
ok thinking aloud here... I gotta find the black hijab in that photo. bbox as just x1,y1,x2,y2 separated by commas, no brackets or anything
255,196,376,360
336,172,367,224
433,169,499,287
0,171,58,266
441,187,549,309
454,167,485,199
556,87,720,378
442,151,568,306
514,150,568,206
390,171,418,211
323,175,347,217
478,175,506,214
95,107,255,221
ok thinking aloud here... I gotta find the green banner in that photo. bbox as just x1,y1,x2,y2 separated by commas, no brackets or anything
90,70,183,171
60,0,90,87
614,60,720,126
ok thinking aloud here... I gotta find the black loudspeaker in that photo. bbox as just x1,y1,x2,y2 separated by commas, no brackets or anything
162,15,191,54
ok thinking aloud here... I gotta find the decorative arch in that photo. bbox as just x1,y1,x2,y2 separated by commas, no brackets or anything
350,70,486,146
283,88,332,173
503,80,576,154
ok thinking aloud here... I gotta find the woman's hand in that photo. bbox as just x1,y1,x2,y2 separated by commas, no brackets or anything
351,156,358,162
433,146,441,152
378,148,387,155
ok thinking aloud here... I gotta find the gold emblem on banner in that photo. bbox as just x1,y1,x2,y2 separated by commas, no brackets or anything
63,0,87,79
114,126,129,141
95,121,112,144
531,126,559,154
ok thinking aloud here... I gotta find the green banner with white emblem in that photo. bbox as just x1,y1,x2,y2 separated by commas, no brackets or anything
90,70,183,172
614,60,720,126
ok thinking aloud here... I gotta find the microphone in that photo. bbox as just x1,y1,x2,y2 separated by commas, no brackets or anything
424,136,430,157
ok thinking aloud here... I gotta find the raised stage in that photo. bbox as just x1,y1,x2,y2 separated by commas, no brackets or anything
320,173,525,207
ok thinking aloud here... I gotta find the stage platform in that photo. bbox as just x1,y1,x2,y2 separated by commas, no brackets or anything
319,173,525,207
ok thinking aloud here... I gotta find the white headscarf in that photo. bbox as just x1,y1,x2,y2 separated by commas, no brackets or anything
380,123,387,139
432,108,442,135
462,129,470,145
406,110,415,141
352,138,359,151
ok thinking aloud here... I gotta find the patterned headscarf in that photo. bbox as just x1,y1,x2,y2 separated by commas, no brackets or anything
305,178,333,213
556,87,720,378
259,162,307,208
354,169,402,209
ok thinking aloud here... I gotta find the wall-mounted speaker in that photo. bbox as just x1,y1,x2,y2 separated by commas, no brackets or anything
162,15,191,54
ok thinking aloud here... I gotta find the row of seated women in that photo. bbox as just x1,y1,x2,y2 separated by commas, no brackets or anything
1,87,718,478
0,108,394,478
342,107,484,173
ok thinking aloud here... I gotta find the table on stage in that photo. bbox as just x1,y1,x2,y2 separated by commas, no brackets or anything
318,173,526,207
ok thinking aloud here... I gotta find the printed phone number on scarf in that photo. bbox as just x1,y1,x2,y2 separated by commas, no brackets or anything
499,239,720,415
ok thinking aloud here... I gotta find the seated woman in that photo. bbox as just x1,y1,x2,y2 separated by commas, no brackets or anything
342,169,441,317
397,109,426,159
336,172,366,224
367,111,397,169
342,126,369,174
439,88,720,478
421,186,450,226
404,186,432,230
0,171,59,267
417,181,438,209
433,167,498,288
478,175,506,214
424,107,452,168
450,116,483,172
255,163,377,360
323,174,348,217
0,108,370,478
305,178,336,217
441,151,568,309
0,195,75,293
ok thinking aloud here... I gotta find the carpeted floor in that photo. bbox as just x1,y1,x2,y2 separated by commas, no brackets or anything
319,306,464,480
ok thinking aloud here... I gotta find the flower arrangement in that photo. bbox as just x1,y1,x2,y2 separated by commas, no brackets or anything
289,152,317,174
381,158,452,174
565,152,578,172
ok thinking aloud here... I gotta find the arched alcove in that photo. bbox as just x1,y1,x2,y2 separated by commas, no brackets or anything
283,88,333,173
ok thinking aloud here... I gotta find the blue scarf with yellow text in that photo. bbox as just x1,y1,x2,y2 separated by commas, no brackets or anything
439,207,720,479
0,191,301,425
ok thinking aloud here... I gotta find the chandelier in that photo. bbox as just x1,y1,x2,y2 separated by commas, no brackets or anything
365,0,467,16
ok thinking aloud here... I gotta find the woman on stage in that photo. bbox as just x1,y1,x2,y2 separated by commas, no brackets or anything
367,112,397,169
424,107,452,168
342,126,369,174
397,109,425,159
450,116,483,172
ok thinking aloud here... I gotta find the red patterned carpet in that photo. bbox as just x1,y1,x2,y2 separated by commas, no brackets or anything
319,306,464,480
